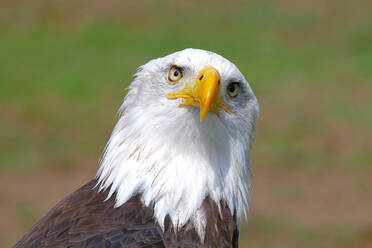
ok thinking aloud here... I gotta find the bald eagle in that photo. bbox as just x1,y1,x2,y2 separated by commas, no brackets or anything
14,49,259,247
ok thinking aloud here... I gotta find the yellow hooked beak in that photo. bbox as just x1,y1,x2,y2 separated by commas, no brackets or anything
167,67,230,122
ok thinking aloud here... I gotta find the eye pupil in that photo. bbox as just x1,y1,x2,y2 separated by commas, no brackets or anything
174,71,179,76
228,85,235,92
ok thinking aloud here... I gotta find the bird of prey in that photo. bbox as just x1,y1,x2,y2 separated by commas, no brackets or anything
14,48,260,248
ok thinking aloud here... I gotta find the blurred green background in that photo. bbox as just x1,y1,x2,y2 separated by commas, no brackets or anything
0,0,371,247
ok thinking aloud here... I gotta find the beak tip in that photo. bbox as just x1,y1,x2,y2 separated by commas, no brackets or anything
200,110,207,122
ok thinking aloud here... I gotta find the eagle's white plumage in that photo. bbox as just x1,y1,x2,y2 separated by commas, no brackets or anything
96,48,259,239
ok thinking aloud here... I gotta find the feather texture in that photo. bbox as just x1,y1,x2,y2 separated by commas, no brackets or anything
14,179,238,248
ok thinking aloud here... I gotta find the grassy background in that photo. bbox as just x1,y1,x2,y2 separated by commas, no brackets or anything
0,0,371,247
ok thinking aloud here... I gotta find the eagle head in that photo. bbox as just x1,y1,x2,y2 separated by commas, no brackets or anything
97,48,260,239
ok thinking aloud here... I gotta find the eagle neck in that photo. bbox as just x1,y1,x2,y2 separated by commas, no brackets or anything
96,103,251,240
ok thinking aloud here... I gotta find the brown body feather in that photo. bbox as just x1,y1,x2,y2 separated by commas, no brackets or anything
14,179,239,248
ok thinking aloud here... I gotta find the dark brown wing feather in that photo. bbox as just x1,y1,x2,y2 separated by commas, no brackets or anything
14,179,239,248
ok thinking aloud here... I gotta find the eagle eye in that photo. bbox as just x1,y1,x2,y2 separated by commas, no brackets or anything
168,66,183,82
227,82,240,98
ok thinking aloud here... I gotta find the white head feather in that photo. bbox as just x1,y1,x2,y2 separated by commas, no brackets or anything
96,48,259,239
